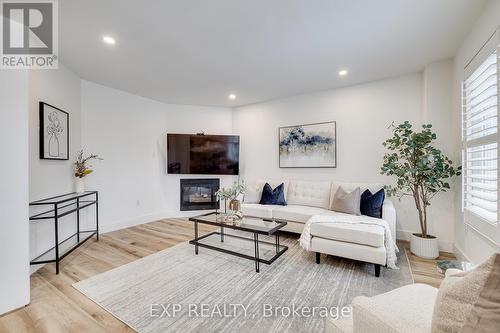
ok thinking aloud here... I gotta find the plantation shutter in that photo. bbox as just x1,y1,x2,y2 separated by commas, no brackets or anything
462,29,500,235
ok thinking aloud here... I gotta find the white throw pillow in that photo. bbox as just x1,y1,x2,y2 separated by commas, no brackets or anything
243,187,260,203
330,186,361,215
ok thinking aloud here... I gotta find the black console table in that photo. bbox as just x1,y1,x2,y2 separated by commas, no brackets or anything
29,191,99,274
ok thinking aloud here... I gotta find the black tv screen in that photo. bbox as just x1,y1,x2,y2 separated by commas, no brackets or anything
167,134,240,175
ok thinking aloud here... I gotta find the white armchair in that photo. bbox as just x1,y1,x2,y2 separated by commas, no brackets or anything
326,270,464,333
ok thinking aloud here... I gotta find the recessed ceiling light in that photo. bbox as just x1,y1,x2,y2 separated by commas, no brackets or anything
102,36,116,45
229,94,237,100
338,69,348,76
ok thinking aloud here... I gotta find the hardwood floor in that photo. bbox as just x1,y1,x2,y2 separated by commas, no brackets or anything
0,218,454,333
399,241,456,288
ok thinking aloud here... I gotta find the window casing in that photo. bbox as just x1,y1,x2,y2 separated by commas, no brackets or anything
462,28,500,245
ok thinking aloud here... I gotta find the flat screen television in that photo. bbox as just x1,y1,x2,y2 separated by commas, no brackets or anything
167,134,240,175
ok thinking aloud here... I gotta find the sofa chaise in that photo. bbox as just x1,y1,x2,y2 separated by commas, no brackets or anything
242,180,397,276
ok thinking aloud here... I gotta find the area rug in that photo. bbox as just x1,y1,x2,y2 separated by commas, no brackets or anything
74,232,413,333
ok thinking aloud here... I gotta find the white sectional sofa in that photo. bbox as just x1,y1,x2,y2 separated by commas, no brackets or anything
242,180,397,276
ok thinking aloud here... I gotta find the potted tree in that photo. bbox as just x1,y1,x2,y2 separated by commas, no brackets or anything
381,122,461,259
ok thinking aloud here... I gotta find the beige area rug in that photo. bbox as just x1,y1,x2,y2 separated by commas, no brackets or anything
74,232,413,333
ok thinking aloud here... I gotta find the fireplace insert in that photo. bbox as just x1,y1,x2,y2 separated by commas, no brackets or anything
180,179,220,211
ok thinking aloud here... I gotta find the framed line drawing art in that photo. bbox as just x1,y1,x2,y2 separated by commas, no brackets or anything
39,102,69,160
279,121,336,168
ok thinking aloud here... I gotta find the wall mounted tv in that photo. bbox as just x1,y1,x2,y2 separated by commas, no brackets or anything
167,134,240,175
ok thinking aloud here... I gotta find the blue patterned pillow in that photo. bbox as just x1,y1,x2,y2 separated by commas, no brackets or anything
259,183,287,206
360,189,385,218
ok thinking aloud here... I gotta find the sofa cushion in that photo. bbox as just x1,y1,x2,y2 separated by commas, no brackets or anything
361,189,385,218
286,180,331,209
243,187,261,203
462,253,500,333
330,181,383,210
331,186,361,215
259,183,287,205
241,203,281,219
272,205,329,223
311,237,386,265
243,180,289,204
310,212,385,247
431,254,497,333
280,221,305,233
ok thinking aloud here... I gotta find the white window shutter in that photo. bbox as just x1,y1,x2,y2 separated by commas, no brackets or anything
463,51,498,224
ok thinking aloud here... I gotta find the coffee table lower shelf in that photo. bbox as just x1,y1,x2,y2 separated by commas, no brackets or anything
189,231,288,272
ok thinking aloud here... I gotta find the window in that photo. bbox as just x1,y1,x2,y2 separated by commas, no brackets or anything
463,51,498,223
462,29,500,243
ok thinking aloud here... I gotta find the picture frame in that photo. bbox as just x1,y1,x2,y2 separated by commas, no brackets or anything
39,102,69,160
279,121,336,168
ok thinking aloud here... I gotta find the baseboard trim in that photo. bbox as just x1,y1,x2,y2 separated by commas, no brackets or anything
396,229,454,253
0,303,29,318
100,212,165,234
100,210,216,234
452,244,471,262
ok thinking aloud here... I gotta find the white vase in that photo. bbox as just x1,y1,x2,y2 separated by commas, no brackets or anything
410,233,439,259
75,178,85,193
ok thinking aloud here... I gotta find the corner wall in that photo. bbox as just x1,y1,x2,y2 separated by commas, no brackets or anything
0,71,30,314
81,81,235,233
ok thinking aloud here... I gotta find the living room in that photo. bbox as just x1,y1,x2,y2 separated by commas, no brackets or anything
1,0,499,332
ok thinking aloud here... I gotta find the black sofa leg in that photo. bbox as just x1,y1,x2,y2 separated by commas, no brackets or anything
374,264,381,277
316,252,320,264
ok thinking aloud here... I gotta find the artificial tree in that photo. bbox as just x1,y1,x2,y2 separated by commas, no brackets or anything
381,121,461,239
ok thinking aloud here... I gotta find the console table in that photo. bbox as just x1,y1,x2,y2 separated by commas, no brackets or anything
29,191,99,274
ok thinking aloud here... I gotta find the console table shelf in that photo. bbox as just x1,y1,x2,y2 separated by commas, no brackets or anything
29,191,99,274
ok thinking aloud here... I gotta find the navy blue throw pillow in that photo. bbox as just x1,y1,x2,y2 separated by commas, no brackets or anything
360,189,385,218
259,183,287,206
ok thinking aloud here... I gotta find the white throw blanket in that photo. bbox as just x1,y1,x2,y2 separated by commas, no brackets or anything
299,213,399,269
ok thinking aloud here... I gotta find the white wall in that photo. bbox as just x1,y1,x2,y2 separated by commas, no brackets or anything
421,60,457,250
81,81,235,233
233,73,459,250
452,0,500,262
28,63,82,272
0,71,30,314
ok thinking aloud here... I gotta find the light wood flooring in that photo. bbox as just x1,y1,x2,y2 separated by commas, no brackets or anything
0,218,454,333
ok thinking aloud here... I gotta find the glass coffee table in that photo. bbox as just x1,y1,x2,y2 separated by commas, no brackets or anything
189,212,288,272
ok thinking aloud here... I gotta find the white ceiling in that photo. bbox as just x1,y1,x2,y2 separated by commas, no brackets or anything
60,0,487,107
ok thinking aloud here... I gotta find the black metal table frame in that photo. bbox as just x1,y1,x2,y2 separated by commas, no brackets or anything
29,191,99,274
189,213,288,272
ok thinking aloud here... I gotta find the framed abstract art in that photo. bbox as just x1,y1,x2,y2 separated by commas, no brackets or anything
279,121,336,168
